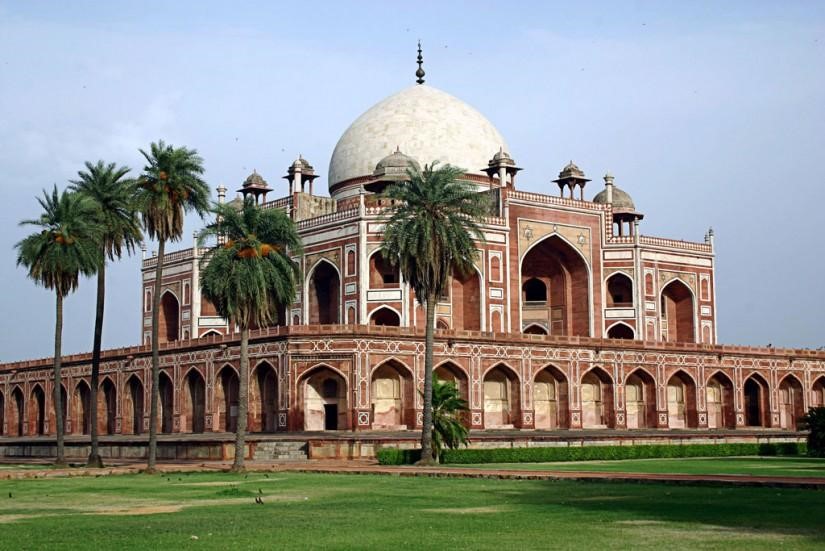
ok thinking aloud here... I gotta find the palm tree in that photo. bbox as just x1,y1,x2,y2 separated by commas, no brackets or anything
381,163,488,464
135,140,209,472
16,186,103,466
199,197,301,471
430,377,470,463
70,160,142,468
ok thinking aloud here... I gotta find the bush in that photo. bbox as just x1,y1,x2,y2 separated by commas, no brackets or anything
800,407,825,457
375,442,806,465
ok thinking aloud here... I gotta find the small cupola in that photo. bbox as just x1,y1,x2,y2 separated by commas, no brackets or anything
283,156,319,195
483,147,521,188
237,170,272,204
593,172,644,237
553,161,590,200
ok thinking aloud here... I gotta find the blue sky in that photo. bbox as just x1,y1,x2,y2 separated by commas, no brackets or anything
1,1,824,360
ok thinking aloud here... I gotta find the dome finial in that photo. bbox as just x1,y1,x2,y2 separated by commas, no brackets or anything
415,40,425,84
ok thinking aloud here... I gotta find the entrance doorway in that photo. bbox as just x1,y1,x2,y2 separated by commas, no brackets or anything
324,404,338,430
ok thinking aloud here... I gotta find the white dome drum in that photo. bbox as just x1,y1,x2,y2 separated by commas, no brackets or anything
328,84,508,197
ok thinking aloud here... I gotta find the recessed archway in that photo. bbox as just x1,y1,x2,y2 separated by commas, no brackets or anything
308,260,340,325
369,250,400,289
625,369,656,429
606,322,635,340
159,291,180,343
434,361,470,407
158,371,175,434
300,366,348,431
451,268,482,331
483,364,521,428
98,378,117,435
30,385,46,436
371,360,414,429
0,391,4,436
744,373,770,427
182,369,205,433
123,375,144,435
216,366,240,432
251,362,278,432
706,372,735,429
369,307,401,327
533,365,568,429
606,272,634,307
778,375,804,430
520,234,590,337
523,323,548,335
581,367,614,429
666,371,698,428
72,380,92,435
11,387,24,436
813,376,825,408
661,280,695,343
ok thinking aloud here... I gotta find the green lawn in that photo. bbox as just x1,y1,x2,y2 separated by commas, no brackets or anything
449,456,825,478
1,471,824,550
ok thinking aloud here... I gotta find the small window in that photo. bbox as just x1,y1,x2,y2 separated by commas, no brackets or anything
523,278,547,302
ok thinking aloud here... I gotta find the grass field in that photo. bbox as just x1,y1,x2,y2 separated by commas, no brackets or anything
449,456,825,478
1,469,824,550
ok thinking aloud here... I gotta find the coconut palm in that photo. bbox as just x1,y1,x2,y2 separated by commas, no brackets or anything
70,160,142,468
430,377,470,463
135,140,209,472
15,186,103,465
199,197,301,471
381,163,488,464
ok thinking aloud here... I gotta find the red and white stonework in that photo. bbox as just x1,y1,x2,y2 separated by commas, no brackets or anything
2,83,824,439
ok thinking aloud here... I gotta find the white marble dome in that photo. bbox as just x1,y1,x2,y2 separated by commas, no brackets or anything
328,84,508,193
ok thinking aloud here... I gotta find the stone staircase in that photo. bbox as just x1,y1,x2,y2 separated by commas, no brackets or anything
252,440,308,461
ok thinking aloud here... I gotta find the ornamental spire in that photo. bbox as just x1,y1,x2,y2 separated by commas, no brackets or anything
415,40,425,84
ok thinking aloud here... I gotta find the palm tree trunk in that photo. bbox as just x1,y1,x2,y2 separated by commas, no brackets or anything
53,291,66,466
232,326,249,472
87,262,106,468
417,293,437,465
147,238,165,472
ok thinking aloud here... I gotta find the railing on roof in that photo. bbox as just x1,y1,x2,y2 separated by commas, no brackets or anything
296,208,359,230
507,189,607,211
639,235,712,253
142,248,194,269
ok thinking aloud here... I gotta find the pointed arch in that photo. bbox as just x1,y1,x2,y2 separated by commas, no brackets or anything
625,368,656,429
10,386,25,436
660,279,696,343
200,330,223,339
98,377,117,435
0,389,4,436
744,372,770,427
215,364,240,432
158,370,175,434
72,379,92,435
368,249,400,289
368,306,401,327
533,364,569,429
434,360,470,406
251,361,278,432
30,384,46,436
451,265,484,331
706,370,735,429
123,374,144,435
181,367,205,433
370,358,414,429
778,373,804,430
159,290,180,343
520,233,592,337
666,370,698,428
483,363,521,428
606,321,635,340
306,258,341,325
606,271,634,307
581,367,614,428
523,323,548,335
812,375,825,408
298,364,348,431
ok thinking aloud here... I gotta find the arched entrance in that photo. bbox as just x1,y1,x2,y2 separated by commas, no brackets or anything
159,291,180,343
706,372,735,429
98,378,117,435
451,269,482,331
523,324,548,335
183,369,205,433
607,323,634,340
369,250,399,288
301,367,347,431
369,307,400,327
520,235,590,336
308,261,340,324
533,365,568,429
813,377,825,408
744,374,770,427
779,375,804,430
0,391,3,436
251,362,278,432
30,385,46,436
606,273,634,307
483,365,520,428
158,371,174,434
123,375,144,435
434,362,470,406
661,280,695,343
625,369,656,429
581,368,614,428
11,387,24,436
216,366,240,432
371,361,414,429
666,371,698,428
72,381,92,435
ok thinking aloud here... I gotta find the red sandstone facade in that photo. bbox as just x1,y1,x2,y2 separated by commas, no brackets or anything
2,82,823,441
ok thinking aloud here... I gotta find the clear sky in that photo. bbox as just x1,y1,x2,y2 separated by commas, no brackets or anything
1,1,824,361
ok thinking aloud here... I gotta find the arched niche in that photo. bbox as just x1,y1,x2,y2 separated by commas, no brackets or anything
369,307,401,327
308,260,340,325
182,369,205,433
371,361,414,429
533,365,568,430
11,387,25,437
523,323,548,335
30,385,46,436
251,362,278,433
813,376,825,408
451,268,482,331
215,366,239,432
607,322,634,340
123,375,144,435
706,372,735,429
581,368,614,429
368,250,399,289
159,291,180,343
72,380,92,435
98,378,117,435
666,371,698,428
434,362,470,406
625,369,656,429
483,365,520,428
744,373,770,427
606,272,634,307
661,280,695,343
300,366,348,431
158,371,175,434
778,375,804,430
521,235,590,337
